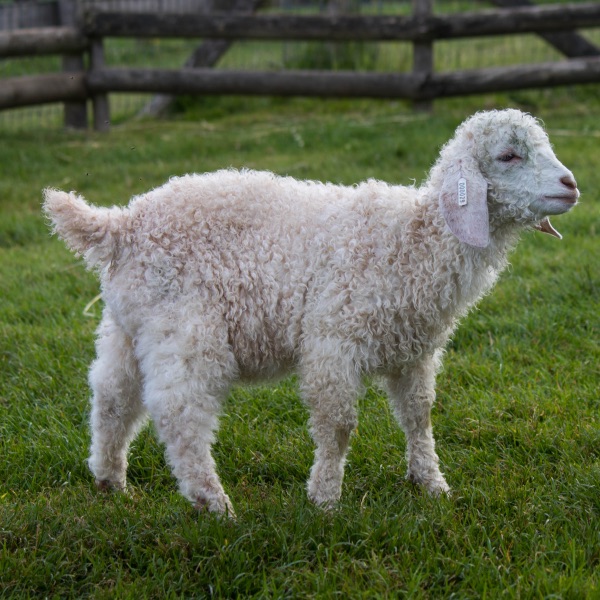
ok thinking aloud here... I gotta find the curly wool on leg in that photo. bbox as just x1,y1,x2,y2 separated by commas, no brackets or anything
137,322,237,516
387,351,450,496
300,351,362,508
88,310,147,492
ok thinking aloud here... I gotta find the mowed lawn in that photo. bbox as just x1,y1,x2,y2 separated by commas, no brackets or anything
1,94,599,598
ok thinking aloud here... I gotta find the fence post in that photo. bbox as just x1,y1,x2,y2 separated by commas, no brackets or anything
412,0,433,111
90,38,110,131
59,0,87,129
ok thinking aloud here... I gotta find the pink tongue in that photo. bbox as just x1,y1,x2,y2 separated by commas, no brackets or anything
536,217,562,240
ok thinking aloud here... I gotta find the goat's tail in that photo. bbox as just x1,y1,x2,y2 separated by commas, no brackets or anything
43,188,125,270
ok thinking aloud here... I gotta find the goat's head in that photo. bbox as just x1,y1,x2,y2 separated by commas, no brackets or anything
437,109,579,247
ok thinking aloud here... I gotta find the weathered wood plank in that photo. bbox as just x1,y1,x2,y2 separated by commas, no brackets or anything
90,38,110,131
490,0,599,57
2,55,596,109
421,57,600,99
86,57,600,100
84,3,600,41
0,26,87,57
0,73,87,109
412,0,433,112
87,67,416,97
60,0,88,130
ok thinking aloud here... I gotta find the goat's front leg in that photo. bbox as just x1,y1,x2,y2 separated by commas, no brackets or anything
386,351,450,496
300,351,362,509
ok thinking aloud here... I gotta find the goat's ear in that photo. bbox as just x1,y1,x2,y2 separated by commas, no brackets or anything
439,159,490,248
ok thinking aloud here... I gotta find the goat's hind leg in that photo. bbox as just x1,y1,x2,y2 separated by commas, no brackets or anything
387,351,450,496
88,309,147,492
139,324,237,517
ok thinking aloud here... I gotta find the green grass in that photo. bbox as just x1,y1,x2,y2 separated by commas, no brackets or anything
1,94,599,598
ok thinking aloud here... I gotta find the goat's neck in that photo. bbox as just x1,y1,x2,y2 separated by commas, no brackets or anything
415,192,522,315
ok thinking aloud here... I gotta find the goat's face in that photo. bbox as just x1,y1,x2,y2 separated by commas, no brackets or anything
474,110,579,235
437,110,578,247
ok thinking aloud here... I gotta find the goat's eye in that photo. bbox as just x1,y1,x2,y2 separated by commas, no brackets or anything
498,152,519,163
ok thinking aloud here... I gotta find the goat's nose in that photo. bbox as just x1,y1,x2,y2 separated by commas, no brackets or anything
561,174,577,190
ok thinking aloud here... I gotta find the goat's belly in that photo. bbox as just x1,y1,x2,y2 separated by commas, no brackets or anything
227,310,298,378
229,326,297,380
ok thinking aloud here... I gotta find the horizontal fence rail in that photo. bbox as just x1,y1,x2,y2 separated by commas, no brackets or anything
0,26,86,57
84,3,600,41
85,57,600,100
0,73,87,108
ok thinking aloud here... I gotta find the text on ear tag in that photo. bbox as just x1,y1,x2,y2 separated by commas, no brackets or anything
457,177,468,206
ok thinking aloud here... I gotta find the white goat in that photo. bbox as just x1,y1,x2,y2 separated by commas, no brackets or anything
43,109,578,516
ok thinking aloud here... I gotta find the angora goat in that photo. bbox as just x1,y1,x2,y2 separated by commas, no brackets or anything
44,109,578,516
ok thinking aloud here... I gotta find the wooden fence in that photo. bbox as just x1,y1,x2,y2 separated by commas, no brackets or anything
1,0,600,130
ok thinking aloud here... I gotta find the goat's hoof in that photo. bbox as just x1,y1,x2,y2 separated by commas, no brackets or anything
311,498,339,512
407,472,451,497
307,489,341,511
195,495,236,519
95,479,128,494
429,482,451,498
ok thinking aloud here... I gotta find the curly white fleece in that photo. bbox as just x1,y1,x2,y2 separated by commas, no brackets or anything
43,109,578,515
